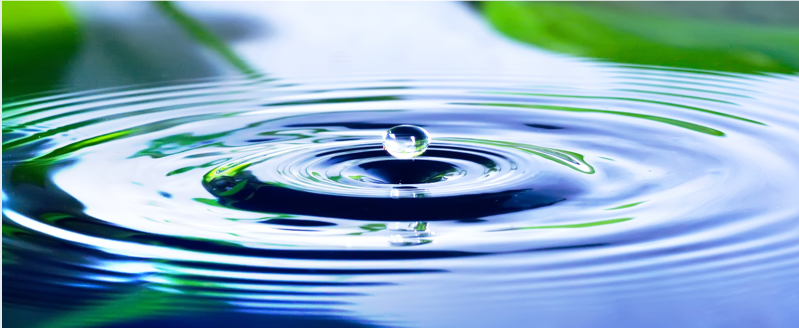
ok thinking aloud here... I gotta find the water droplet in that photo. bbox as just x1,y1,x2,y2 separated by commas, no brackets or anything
383,125,430,159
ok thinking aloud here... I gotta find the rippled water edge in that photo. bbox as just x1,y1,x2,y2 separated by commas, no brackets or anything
4,65,799,328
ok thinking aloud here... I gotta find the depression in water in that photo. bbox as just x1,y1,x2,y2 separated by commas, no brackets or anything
382,125,431,159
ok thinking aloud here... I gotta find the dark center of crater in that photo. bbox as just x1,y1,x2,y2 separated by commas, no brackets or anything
350,159,460,184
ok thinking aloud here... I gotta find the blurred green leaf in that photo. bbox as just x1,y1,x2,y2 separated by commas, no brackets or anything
155,1,255,74
3,1,80,99
481,2,799,73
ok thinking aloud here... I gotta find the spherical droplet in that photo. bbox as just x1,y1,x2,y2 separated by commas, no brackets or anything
382,125,430,159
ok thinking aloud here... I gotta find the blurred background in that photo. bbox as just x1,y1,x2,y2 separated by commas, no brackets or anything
4,1,799,101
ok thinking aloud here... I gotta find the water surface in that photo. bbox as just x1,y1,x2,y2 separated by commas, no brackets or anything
4,3,799,328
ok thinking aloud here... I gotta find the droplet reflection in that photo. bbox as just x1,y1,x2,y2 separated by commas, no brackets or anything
382,125,431,159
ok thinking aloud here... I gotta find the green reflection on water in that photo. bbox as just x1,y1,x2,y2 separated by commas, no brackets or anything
481,91,764,125
445,137,595,174
167,158,231,176
133,131,232,159
606,201,646,210
192,197,226,208
457,102,725,136
482,2,799,74
502,217,633,231
348,223,387,235
613,89,739,105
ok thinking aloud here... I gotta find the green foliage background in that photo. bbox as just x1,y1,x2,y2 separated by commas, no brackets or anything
481,2,799,74
3,1,80,98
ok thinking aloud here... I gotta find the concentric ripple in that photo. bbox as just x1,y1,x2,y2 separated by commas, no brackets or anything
202,138,583,221
4,67,799,327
